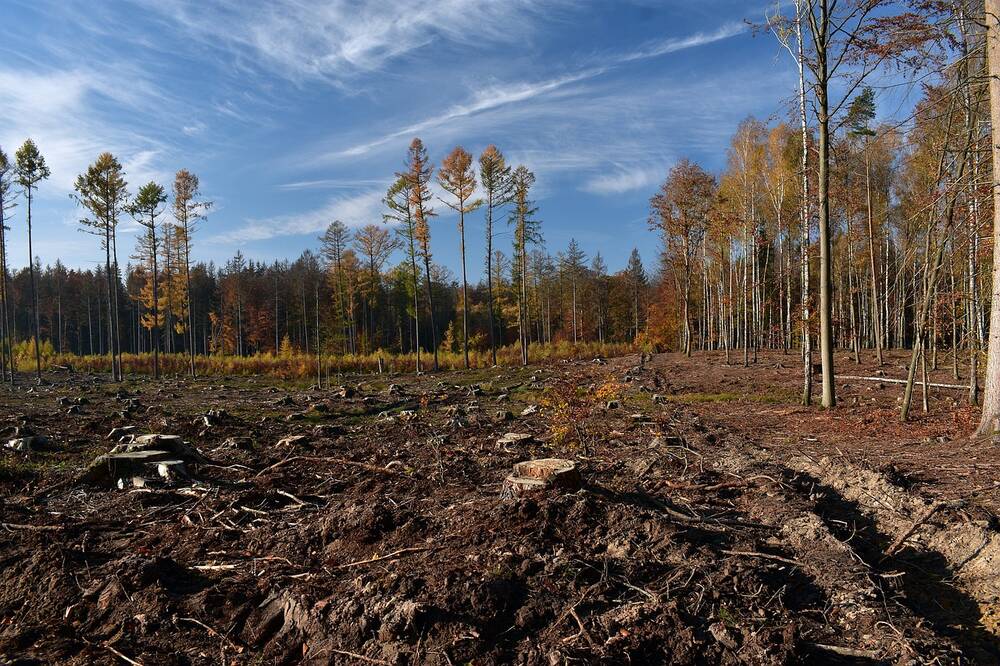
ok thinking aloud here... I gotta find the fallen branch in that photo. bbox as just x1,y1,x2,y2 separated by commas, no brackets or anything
103,643,143,666
1,522,63,532
327,648,390,665
642,493,772,530
255,455,406,479
334,546,433,570
809,642,878,659
882,500,964,559
177,616,244,653
721,549,805,568
837,375,967,391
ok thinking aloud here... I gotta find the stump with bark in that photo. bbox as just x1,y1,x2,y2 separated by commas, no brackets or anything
502,458,582,498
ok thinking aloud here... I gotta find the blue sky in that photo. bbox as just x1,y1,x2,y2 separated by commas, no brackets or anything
1,0,798,277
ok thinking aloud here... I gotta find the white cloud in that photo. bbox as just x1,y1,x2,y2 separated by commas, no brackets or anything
320,19,746,162
207,189,385,244
138,0,567,83
0,68,171,191
621,21,746,62
581,164,666,196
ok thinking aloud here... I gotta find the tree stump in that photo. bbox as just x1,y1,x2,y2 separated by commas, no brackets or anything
502,458,582,498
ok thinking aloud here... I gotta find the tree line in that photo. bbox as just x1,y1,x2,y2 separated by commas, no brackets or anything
0,139,652,383
648,0,1000,433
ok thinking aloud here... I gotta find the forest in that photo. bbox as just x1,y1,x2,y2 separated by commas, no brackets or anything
6,1,1000,664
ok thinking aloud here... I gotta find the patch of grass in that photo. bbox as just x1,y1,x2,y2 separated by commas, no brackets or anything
0,458,40,482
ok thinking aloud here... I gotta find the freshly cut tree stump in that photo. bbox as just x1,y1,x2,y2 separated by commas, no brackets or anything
80,449,180,487
502,458,582,498
112,434,208,463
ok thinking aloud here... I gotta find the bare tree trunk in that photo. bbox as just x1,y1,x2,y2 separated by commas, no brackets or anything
864,147,883,365
977,0,1000,434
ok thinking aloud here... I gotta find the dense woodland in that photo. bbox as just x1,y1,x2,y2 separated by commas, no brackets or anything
2,0,1000,430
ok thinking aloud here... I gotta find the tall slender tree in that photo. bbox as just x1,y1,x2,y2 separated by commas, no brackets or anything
14,140,50,383
354,223,399,353
74,153,128,381
978,0,1000,435
384,176,422,371
0,147,15,384
405,138,439,371
509,166,540,366
479,145,514,366
130,182,168,379
321,221,354,354
438,146,483,369
173,169,212,375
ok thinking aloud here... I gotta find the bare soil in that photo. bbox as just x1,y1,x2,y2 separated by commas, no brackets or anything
1,350,998,664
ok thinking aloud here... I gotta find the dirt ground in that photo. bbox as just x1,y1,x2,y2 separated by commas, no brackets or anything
1,350,999,664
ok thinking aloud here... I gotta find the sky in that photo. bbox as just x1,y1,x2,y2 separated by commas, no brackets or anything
0,0,801,278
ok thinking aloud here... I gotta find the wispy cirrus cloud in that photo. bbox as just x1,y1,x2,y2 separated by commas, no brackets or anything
207,189,385,244
134,0,570,84
0,68,171,191
581,163,667,196
323,19,747,161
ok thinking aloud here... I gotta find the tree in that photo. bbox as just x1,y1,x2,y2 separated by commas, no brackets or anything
508,166,540,365
479,145,514,365
561,239,587,343
626,248,647,341
354,223,399,352
438,146,483,369
978,0,1000,435
14,140,50,383
74,152,128,381
320,220,354,355
0,147,15,384
384,176,422,370
173,169,212,375
846,86,884,366
405,138,439,371
651,159,716,356
130,182,168,379
803,0,886,408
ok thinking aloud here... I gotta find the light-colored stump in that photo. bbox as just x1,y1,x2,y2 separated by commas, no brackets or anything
502,458,582,498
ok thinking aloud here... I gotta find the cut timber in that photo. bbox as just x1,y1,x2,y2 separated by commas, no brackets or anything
502,458,582,498
80,449,184,488
837,375,967,391
496,432,533,447
111,434,208,464
120,460,189,489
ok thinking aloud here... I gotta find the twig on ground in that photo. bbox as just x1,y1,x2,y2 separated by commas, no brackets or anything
334,546,433,570
177,616,244,653
327,648,391,664
720,549,805,568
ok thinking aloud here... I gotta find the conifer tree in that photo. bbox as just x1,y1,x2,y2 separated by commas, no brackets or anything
74,152,128,381
478,145,514,365
438,146,482,368
15,140,50,383
129,182,167,378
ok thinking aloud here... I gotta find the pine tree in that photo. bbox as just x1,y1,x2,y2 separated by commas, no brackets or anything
508,166,540,365
129,181,168,378
405,138,439,370
73,152,128,381
438,146,483,368
15,140,50,383
478,145,514,365
173,170,212,374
